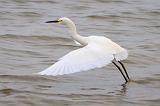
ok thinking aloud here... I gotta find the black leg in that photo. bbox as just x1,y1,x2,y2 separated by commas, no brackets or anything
118,61,130,80
112,61,128,82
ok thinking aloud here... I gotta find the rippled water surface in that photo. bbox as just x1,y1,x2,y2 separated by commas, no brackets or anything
0,0,160,106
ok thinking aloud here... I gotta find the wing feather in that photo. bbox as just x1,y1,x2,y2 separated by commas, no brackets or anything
37,43,115,76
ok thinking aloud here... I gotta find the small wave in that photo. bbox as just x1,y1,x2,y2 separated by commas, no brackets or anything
94,0,128,3
17,12,41,17
0,75,57,82
0,34,73,43
0,88,15,96
87,14,150,20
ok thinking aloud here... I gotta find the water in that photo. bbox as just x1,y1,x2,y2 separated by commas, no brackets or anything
0,0,160,106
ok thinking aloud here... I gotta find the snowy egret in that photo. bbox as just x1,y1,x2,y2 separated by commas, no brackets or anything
37,17,130,82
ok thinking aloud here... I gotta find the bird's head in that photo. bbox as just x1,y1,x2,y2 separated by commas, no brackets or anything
45,17,73,25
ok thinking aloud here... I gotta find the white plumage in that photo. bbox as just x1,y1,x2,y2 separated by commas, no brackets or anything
37,17,128,77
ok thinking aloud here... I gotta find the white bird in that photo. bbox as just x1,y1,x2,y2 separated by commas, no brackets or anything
37,17,130,82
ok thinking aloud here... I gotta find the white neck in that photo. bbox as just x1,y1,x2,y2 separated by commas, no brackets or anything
66,21,87,46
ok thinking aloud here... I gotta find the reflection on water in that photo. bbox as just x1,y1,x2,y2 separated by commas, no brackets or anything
0,0,160,106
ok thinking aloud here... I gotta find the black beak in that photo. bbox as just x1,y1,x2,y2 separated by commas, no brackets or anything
45,20,59,23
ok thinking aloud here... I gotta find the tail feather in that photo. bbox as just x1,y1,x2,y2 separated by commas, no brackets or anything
115,49,128,61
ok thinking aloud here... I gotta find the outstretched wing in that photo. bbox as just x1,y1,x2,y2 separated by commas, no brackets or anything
37,43,114,76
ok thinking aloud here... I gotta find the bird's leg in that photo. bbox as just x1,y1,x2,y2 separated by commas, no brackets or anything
118,61,130,80
112,61,128,82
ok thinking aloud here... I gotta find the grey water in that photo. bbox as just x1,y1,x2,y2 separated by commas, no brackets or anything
0,0,160,106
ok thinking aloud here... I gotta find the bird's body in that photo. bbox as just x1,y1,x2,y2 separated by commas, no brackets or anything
37,17,130,82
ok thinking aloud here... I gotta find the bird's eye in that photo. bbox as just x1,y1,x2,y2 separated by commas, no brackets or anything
59,20,63,22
